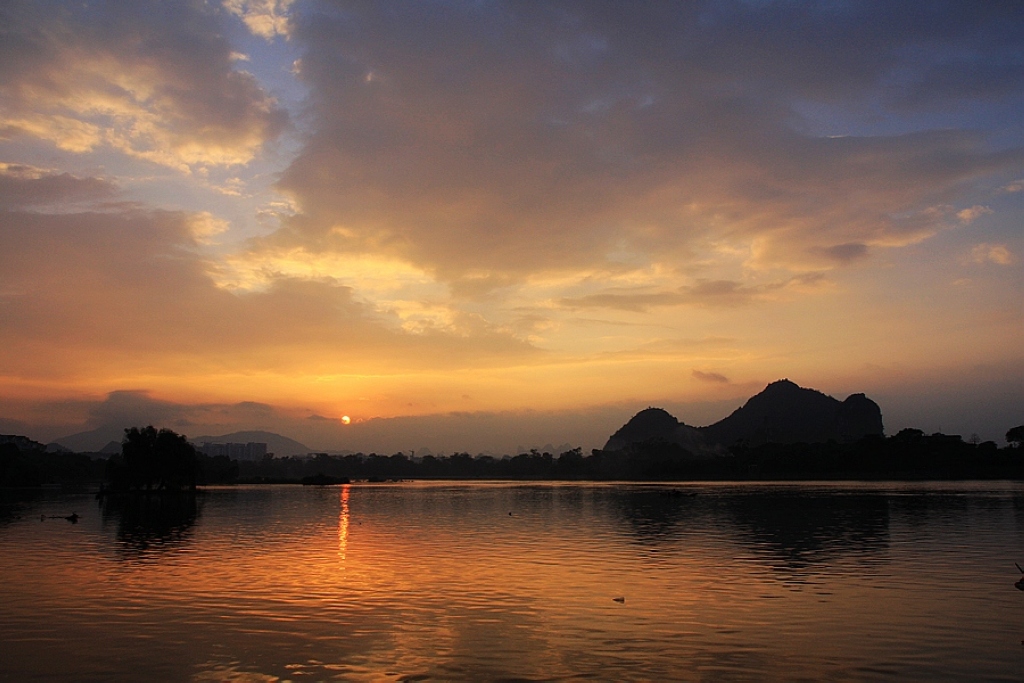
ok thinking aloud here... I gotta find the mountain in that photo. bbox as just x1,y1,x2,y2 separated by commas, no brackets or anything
99,440,122,455
55,426,312,457
189,431,312,457
602,407,719,456
604,380,884,451
835,393,886,443
699,379,883,446
54,425,128,453
516,442,576,456
0,434,47,452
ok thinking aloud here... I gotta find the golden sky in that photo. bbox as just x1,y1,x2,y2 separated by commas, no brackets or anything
1,1,1021,452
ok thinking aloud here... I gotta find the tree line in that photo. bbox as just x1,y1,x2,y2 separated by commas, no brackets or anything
1,427,237,489
2,425,1022,489
240,427,1024,483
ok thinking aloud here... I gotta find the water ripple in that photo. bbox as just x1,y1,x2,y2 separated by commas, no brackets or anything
1,482,1023,680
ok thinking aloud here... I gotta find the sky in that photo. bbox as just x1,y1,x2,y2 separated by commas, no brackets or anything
0,0,1022,454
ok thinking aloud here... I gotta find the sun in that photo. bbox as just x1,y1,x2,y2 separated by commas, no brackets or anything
341,415,351,425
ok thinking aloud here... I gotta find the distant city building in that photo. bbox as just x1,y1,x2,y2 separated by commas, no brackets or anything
197,441,268,461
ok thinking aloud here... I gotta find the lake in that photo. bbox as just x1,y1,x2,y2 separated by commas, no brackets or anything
2,481,1024,681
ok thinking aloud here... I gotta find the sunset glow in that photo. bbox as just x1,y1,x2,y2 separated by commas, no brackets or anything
0,1,1021,453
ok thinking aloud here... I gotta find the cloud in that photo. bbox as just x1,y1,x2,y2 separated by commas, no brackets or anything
87,390,184,429
819,243,869,264
0,0,287,169
0,163,116,208
971,243,1016,265
692,370,730,385
0,202,538,386
188,212,231,244
557,274,827,312
264,2,1024,287
223,0,294,40
957,205,993,225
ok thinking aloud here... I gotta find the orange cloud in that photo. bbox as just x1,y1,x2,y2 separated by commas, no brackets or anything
971,243,1015,265
0,1,286,169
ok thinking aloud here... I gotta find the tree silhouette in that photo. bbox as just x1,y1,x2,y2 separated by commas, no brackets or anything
1007,425,1024,448
106,426,198,492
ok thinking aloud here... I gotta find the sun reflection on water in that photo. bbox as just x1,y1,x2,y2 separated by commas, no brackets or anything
338,484,350,562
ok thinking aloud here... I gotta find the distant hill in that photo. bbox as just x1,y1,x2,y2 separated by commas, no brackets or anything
55,427,312,458
604,380,884,451
189,431,311,457
515,442,576,456
0,434,47,452
602,408,719,455
54,426,127,454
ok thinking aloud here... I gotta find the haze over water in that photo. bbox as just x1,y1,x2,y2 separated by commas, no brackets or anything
3,481,1024,681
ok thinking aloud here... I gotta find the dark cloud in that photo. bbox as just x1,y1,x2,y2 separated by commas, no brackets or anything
820,243,869,264
87,390,182,429
557,274,827,312
0,164,117,208
692,370,729,385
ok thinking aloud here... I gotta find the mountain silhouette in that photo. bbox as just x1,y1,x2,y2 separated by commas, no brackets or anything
605,380,883,451
602,407,719,455
56,427,312,457
700,380,883,446
189,430,311,457
55,425,131,453
834,393,885,443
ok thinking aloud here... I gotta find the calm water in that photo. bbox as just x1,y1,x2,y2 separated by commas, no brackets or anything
2,481,1024,681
